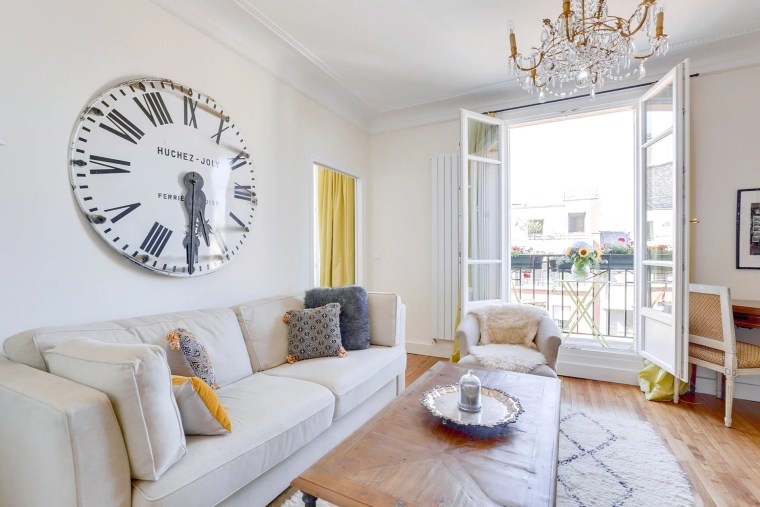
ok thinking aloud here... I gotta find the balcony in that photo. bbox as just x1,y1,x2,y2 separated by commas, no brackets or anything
511,254,635,351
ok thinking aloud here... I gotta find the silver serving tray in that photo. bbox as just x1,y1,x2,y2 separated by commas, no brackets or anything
420,384,523,428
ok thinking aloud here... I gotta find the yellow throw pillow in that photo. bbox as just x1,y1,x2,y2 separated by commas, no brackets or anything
171,376,231,435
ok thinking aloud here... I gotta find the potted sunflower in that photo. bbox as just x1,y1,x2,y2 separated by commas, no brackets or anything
561,241,605,280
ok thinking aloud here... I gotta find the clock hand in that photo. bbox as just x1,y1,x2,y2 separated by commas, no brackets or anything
183,172,200,274
198,209,211,247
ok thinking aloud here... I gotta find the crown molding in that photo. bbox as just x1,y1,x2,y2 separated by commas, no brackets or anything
151,0,373,130
232,0,375,108
152,0,760,135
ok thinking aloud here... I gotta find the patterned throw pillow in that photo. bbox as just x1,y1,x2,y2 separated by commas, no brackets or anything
283,303,347,363
305,286,370,350
166,329,219,389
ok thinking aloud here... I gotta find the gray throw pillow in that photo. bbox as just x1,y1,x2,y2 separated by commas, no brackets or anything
305,286,370,350
284,303,347,363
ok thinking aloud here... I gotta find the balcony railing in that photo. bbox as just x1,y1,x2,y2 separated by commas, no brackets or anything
511,254,635,349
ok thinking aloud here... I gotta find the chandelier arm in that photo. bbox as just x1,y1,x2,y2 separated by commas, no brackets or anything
513,54,544,73
632,50,656,61
622,3,652,38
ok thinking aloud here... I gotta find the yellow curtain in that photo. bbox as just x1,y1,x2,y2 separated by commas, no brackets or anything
450,298,461,363
317,167,355,287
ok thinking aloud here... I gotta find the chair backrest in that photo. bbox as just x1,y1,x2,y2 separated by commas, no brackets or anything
688,284,736,359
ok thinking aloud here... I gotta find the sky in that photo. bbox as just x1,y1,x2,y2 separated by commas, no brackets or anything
509,108,636,236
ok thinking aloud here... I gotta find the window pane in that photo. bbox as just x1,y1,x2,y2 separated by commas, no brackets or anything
645,84,673,141
568,212,585,233
645,265,673,314
645,134,674,261
468,160,501,260
468,264,501,302
468,118,500,160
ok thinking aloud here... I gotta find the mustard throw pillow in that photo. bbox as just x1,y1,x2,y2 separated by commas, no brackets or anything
171,376,231,435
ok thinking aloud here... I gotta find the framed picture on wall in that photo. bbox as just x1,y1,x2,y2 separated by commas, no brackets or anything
736,188,760,269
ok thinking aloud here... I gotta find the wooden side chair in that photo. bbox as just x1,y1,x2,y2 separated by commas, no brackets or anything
688,284,760,427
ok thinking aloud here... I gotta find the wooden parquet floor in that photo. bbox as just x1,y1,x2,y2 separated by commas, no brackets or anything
272,354,760,506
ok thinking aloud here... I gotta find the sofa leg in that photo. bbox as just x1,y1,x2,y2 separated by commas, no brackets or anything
302,492,318,507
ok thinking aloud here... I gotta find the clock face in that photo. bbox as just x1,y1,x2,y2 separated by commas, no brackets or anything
69,78,256,276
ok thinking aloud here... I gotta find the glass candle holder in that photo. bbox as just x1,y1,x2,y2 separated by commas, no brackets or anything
457,369,482,413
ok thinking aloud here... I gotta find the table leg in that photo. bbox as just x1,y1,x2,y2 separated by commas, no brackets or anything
302,492,318,507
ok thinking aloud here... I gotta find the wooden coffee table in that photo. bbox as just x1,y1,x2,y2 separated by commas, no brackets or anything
291,362,561,506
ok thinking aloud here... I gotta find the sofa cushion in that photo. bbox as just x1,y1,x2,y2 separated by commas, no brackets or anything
305,286,370,350
367,292,405,347
44,339,186,481
131,374,334,507
3,321,139,371
234,296,305,372
116,308,252,387
262,345,406,419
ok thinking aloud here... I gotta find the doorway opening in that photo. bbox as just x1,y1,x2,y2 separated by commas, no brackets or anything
508,108,637,351
313,164,359,288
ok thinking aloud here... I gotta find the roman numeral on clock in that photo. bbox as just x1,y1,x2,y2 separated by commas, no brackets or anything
229,150,248,170
133,92,173,127
211,117,230,145
234,183,252,201
99,109,144,144
89,155,131,174
103,202,141,223
184,96,198,129
140,221,173,257
229,212,246,228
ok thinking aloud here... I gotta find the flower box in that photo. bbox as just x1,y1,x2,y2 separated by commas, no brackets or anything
601,254,634,269
511,254,544,269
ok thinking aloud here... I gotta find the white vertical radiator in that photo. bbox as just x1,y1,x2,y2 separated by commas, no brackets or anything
431,153,461,342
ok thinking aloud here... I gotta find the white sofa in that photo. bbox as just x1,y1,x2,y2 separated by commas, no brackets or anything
0,292,406,507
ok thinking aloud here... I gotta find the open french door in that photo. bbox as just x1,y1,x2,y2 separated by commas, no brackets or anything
459,110,509,314
635,61,690,396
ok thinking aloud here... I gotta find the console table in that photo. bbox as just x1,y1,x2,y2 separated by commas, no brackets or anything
732,299,760,329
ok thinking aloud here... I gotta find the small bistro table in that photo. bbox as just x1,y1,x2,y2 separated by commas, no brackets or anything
559,271,608,346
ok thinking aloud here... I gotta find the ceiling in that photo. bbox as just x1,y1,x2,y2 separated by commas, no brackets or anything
153,0,760,132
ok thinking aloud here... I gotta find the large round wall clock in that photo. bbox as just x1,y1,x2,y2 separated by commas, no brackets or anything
69,78,256,276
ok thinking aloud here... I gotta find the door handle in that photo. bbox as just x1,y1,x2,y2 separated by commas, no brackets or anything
690,218,700,224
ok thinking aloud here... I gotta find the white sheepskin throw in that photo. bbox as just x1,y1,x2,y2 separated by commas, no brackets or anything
469,344,547,373
470,303,545,346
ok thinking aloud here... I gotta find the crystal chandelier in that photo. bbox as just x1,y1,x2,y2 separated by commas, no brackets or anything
508,0,668,102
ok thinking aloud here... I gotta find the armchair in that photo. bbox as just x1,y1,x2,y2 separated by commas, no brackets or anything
456,309,562,378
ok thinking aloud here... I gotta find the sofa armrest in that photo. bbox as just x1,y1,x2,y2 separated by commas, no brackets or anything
535,316,562,371
368,292,406,347
456,313,481,358
0,358,131,507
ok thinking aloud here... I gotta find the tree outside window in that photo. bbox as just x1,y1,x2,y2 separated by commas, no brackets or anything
523,219,544,238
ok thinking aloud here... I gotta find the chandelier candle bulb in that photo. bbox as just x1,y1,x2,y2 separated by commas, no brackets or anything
457,370,482,413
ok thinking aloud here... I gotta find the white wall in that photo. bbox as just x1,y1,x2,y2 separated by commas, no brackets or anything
0,0,368,342
690,65,760,400
367,121,457,356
